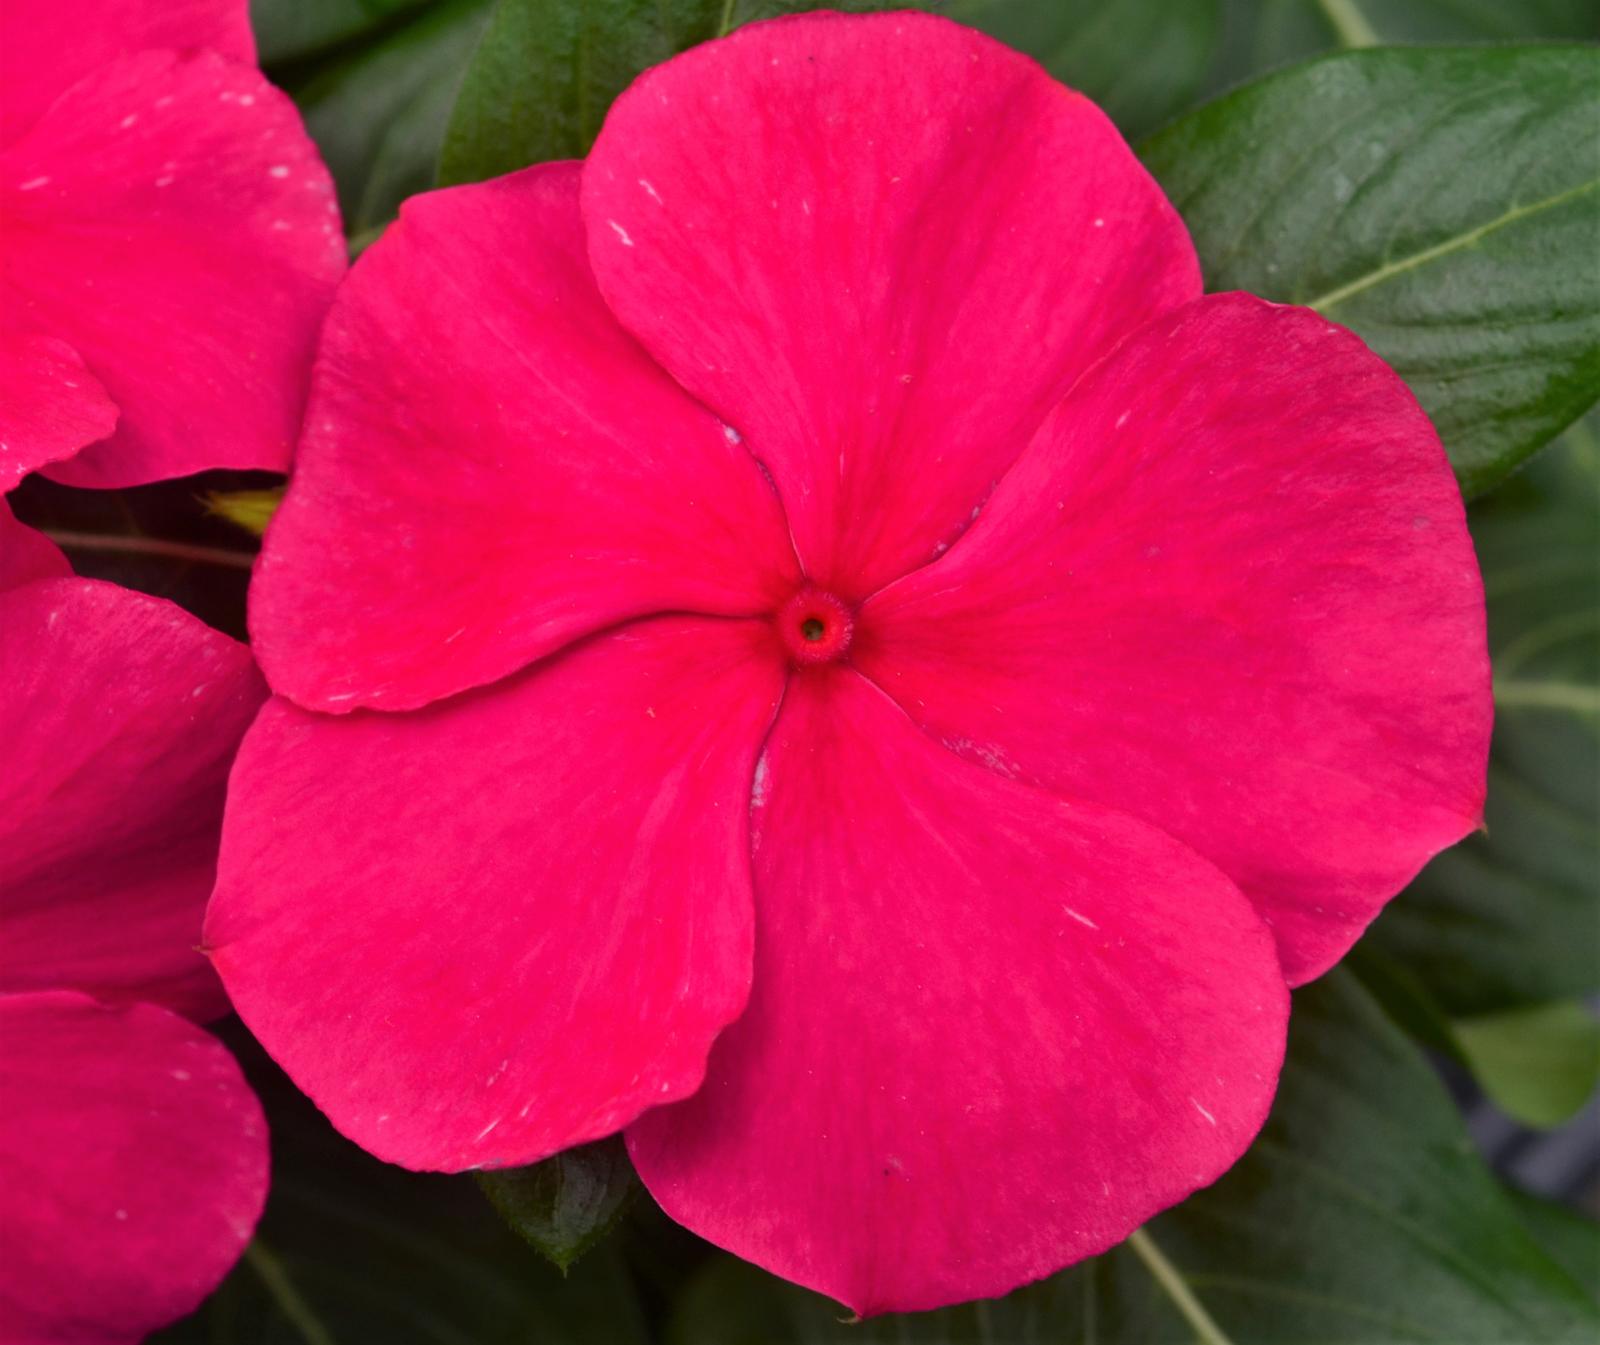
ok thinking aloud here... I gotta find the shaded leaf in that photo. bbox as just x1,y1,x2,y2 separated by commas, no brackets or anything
250,0,437,65
1512,1189,1600,1310
477,1136,641,1272
285,0,492,233
949,0,1221,139
438,0,931,188
1368,424,1600,1013
1143,46,1600,496
1209,0,1599,97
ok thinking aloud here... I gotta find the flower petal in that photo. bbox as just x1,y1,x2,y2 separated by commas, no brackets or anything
0,498,69,590
0,327,116,488
207,617,784,1171
858,294,1492,985
0,579,265,1020
2,49,344,486
250,162,799,714
628,667,1287,1315
0,991,267,1345
0,0,254,143
583,10,1198,599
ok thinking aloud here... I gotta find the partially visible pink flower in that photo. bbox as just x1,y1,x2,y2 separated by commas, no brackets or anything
210,13,1491,1314
0,0,345,489
0,512,269,1342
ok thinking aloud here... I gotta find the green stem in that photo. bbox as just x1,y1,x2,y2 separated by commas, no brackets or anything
245,1242,337,1345
1317,0,1380,48
1495,679,1600,715
1126,1227,1235,1345
717,0,737,37
42,529,256,571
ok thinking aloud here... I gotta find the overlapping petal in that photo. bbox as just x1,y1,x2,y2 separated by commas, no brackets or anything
629,667,1287,1314
0,498,69,590
0,579,266,1020
250,162,799,714
583,10,1199,598
0,0,254,144
208,618,785,1170
858,294,1492,984
0,991,267,1345
0,327,116,488
1,48,343,486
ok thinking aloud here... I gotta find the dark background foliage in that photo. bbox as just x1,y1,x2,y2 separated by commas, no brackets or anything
12,0,1595,1339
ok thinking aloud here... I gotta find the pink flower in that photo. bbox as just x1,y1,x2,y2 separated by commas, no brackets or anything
209,13,1491,1314
0,0,344,489
0,504,269,1342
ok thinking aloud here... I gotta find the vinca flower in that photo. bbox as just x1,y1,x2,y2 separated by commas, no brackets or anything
0,0,344,488
0,506,269,1342
209,13,1490,1314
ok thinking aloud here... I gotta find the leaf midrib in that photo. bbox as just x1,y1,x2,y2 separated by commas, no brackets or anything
1307,177,1600,312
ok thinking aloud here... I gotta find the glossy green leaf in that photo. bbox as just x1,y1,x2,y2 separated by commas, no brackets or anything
1143,46,1600,496
476,1136,640,1272
668,972,1598,1343
948,0,1221,139
1368,424,1600,1013
1454,1001,1600,1129
284,0,492,233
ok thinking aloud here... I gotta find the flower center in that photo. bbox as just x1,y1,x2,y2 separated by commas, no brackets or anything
776,588,854,665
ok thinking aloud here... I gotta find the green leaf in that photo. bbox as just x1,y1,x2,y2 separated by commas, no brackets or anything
1511,1190,1600,1309
1454,1000,1600,1129
668,972,1598,1342
437,0,721,184
1209,0,1599,97
250,0,437,65
1143,45,1600,496
437,0,927,188
151,1028,650,1344
285,0,492,234
947,0,1221,140
476,1136,640,1272
1367,424,1600,1013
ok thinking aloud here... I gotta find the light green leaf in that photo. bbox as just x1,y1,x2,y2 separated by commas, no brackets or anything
1455,1000,1600,1129
204,488,285,539
947,0,1221,139
1143,46,1600,496
668,973,1598,1342
476,1136,640,1272
1368,423,1600,1013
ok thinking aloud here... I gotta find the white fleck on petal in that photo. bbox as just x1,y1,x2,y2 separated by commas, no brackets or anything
608,219,634,246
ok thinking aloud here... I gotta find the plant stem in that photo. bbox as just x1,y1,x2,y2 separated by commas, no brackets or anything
1317,0,1380,48
42,529,256,571
1126,1227,1234,1345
